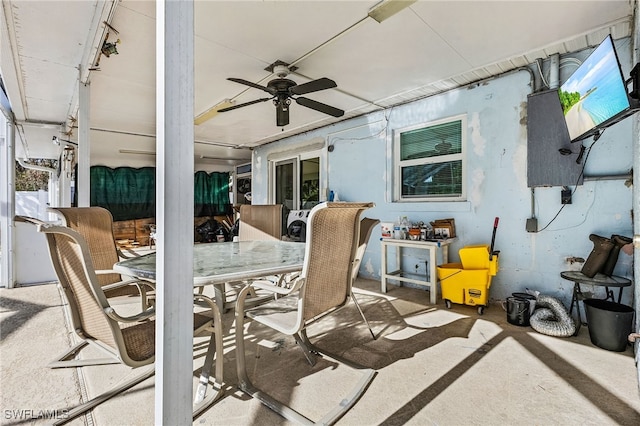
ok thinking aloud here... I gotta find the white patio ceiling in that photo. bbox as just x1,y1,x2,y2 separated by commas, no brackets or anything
1,0,635,165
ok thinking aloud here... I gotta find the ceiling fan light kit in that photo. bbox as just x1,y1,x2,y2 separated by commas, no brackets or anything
276,98,291,127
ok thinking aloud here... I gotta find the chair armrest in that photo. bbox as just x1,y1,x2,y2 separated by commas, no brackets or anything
104,306,155,323
15,216,48,226
236,276,304,313
276,271,301,288
117,248,142,259
193,294,217,311
102,277,156,310
102,278,155,292
250,276,304,296
96,269,119,276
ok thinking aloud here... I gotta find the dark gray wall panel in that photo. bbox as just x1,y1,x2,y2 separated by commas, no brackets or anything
527,90,583,187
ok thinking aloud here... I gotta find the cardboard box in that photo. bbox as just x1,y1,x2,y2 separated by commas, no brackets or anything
430,218,456,238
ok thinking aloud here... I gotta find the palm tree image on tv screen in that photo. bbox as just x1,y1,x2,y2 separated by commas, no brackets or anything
558,35,630,141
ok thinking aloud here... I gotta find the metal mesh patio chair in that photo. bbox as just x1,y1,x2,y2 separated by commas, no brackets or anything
46,207,156,367
36,223,224,424
238,204,283,241
234,202,376,425
212,204,286,311
49,207,155,302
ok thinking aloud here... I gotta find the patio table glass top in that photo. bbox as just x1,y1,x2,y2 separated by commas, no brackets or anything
114,240,305,286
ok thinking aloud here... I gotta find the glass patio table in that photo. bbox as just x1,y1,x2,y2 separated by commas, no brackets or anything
114,240,306,312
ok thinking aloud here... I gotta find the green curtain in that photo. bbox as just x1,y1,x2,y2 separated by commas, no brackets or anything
90,166,156,220
90,166,230,221
194,170,231,217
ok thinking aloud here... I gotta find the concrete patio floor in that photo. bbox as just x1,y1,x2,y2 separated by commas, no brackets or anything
2,277,640,425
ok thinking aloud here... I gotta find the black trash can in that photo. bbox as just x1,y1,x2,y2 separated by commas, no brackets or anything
506,296,531,326
512,292,536,316
584,299,634,352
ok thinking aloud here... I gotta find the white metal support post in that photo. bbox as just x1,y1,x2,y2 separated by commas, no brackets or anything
632,2,640,391
77,80,90,207
0,112,15,288
156,1,195,423
634,113,639,389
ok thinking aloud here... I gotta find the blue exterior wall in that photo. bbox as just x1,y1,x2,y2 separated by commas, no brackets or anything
252,41,635,307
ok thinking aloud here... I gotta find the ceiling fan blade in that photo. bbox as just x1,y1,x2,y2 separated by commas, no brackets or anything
218,97,271,112
290,77,337,95
228,78,276,95
295,97,344,117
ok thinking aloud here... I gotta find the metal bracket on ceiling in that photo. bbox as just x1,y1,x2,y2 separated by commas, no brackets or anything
264,60,298,74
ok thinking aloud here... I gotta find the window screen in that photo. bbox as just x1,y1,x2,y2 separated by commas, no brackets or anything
396,117,465,200
400,121,462,160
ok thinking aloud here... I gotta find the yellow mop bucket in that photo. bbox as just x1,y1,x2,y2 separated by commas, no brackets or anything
437,251,496,314
437,218,500,314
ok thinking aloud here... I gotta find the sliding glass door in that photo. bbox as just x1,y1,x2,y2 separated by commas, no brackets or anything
273,154,321,211
300,157,319,209
274,159,297,210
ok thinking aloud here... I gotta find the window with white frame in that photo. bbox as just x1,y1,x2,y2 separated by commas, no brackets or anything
395,115,466,201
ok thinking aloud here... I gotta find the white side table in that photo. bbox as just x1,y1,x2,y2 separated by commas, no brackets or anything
380,238,456,304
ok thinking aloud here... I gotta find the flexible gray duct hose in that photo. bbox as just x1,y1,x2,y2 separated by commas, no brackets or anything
529,295,576,337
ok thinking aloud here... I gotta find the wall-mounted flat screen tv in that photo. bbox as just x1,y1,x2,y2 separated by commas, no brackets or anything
558,35,632,142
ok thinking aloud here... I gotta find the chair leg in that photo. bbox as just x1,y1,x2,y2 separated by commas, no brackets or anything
193,329,225,417
235,286,253,391
235,293,315,425
351,292,376,340
212,283,227,313
48,340,120,369
293,332,318,366
299,330,377,425
55,326,224,425
193,300,225,412
139,285,151,310
53,365,156,425
55,294,224,424
235,286,376,426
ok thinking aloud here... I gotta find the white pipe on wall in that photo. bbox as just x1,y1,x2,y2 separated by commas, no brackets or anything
549,53,560,89
77,80,90,207
0,114,16,288
16,158,55,174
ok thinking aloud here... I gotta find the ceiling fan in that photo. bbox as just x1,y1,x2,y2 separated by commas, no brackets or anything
219,63,344,127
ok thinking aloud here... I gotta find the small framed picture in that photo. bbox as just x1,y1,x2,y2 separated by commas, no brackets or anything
434,227,450,238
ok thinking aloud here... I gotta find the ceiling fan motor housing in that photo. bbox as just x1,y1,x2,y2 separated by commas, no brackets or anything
267,78,297,93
